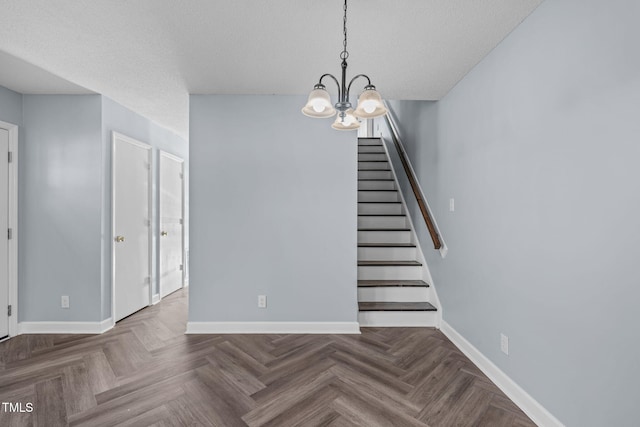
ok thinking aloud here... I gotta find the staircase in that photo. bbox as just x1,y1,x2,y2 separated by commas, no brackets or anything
357,137,438,326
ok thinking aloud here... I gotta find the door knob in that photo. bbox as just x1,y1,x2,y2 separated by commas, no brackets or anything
115,236,125,243
161,231,168,236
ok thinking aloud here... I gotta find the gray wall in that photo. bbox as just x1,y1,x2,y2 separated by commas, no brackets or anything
377,101,440,262
0,86,23,126
376,0,640,425
189,95,358,323
21,95,104,321
100,97,188,320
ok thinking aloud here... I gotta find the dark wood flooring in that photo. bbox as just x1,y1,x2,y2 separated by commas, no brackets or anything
0,290,535,426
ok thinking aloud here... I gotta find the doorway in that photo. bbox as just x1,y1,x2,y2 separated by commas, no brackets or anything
0,120,17,339
111,132,152,322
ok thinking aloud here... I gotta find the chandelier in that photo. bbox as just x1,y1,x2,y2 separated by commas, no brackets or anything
301,0,387,131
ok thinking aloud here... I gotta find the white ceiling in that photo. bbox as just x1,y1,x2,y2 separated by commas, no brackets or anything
0,51,93,95
0,0,543,138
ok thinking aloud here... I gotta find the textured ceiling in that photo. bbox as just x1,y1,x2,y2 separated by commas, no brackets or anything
0,0,543,138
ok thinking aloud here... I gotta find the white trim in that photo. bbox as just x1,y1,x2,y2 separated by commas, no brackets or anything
152,294,161,305
358,311,438,327
19,318,113,335
0,120,18,338
414,242,442,328
158,150,185,299
186,321,361,334
99,317,114,333
159,150,183,163
441,321,565,427
111,132,153,326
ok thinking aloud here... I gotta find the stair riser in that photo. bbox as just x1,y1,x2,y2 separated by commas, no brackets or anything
358,180,396,190
358,230,411,244
358,146,385,153
358,216,407,228
357,265,423,280
358,311,438,327
358,203,403,215
358,191,399,202
358,153,388,161
358,287,428,302
358,138,382,146
358,246,416,261
358,161,390,170
358,170,393,180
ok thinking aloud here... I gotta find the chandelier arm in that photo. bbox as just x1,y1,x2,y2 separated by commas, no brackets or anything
318,73,342,96
302,0,383,130
346,74,372,100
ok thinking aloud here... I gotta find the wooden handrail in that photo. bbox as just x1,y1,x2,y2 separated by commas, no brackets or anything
383,113,442,250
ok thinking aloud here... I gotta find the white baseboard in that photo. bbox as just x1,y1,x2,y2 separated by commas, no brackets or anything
19,318,113,335
152,294,161,305
100,317,114,333
440,321,564,427
186,321,361,334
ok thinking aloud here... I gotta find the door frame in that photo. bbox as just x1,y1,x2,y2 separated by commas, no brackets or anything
0,120,18,338
111,132,153,324
158,150,185,299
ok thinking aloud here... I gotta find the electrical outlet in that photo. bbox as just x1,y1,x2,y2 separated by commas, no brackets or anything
258,295,267,308
449,198,455,212
500,333,509,355
61,295,70,309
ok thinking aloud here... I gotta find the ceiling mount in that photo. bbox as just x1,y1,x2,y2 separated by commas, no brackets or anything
301,0,387,131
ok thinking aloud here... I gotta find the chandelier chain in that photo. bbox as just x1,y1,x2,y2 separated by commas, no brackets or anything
340,0,349,61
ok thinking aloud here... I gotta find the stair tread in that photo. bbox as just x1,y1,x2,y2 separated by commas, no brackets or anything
358,169,392,171
358,201,401,204
358,160,388,162
358,260,422,266
358,228,411,231
358,189,398,192
358,243,415,247
358,214,406,217
358,280,429,288
359,302,437,312
358,179,395,181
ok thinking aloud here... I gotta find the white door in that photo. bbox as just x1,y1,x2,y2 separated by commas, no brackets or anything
112,133,151,322
0,128,8,338
159,151,184,298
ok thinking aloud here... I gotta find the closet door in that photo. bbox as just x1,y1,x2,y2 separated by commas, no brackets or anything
112,132,151,321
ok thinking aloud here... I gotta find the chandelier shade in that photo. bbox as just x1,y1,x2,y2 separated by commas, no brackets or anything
353,87,388,119
301,0,386,130
301,85,337,118
331,109,360,131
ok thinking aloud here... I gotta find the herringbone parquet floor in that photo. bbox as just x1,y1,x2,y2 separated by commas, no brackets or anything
0,290,536,426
